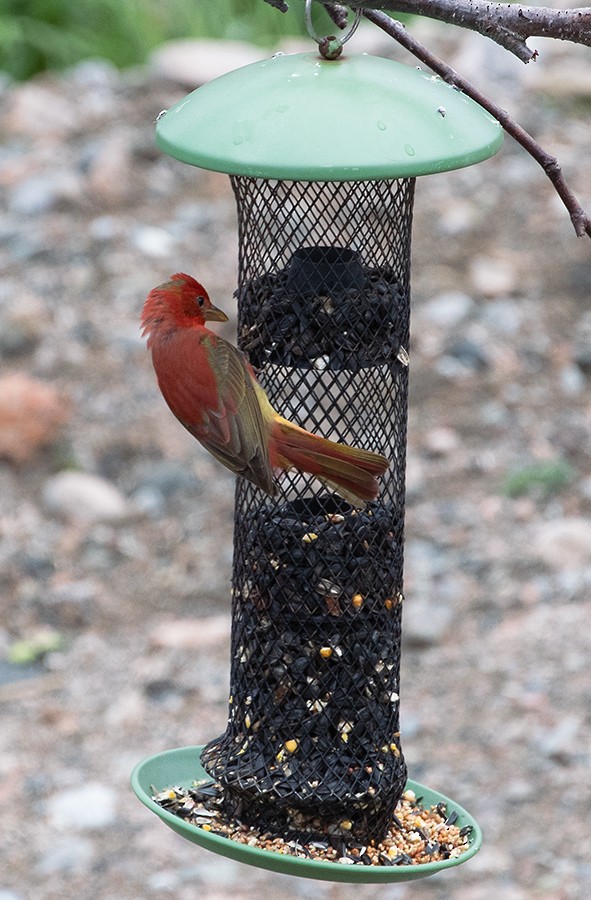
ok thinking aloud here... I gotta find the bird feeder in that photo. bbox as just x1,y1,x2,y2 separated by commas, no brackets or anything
132,26,502,884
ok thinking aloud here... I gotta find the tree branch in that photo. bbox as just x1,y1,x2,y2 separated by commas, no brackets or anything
352,2,591,62
362,9,591,238
265,1,591,63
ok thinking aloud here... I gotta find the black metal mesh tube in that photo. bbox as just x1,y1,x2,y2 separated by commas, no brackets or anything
202,177,415,842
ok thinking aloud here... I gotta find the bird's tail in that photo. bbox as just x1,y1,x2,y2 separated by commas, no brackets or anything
270,416,390,505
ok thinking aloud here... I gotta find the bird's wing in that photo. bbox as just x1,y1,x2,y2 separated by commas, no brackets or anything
154,328,275,494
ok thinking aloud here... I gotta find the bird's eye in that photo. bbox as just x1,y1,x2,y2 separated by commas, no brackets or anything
196,296,205,306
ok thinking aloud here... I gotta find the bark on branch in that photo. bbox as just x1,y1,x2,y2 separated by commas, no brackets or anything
266,1,591,62
351,2,591,63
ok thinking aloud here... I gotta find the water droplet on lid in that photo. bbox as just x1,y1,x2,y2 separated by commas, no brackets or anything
377,120,387,131
404,144,416,157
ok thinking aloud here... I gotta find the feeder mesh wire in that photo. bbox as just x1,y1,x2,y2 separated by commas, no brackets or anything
202,177,415,842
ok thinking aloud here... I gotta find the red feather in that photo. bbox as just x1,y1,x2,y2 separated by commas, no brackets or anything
142,273,390,504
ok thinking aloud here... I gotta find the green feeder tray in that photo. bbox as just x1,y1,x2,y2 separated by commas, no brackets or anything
131,746,482,884
156,51,502,180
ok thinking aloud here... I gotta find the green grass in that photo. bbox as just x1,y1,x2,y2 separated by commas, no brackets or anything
503,459,576,500
0,0,310,80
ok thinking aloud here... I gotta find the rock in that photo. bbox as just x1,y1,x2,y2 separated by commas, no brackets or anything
9,171,83,215
470,256,518,297
132,459,202,499
132,224,176,258
572,309,591,374
3,83,77,137
36,579,99,629
479,298,523,335
150,38,266,86
85,131,136,206
404,456,425,499
0,291,46,356
35,835,95,875
419,291,474,328
445,337,490,371
524,59,591,101
539,714,582,762
530,518,591,570
42,471,130,523
423,426,461,458
403,597,454,648
0,373,70,463
559,364,585,396
68,58,119,90
45,782,117,830
150,615,231,650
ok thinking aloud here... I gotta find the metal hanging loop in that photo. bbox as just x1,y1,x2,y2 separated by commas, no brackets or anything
305,0,361,59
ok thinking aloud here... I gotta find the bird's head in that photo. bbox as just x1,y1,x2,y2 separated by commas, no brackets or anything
141,273,228,341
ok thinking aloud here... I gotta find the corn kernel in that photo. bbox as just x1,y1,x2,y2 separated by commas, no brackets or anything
320,646,333,659
284,739,298,753
351,593,364,609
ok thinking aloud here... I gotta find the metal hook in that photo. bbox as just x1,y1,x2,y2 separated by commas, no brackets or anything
304,0,361,46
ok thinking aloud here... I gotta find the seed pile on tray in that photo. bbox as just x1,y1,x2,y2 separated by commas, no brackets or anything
238,264,407,371
200,495,407,839
153,782,473,867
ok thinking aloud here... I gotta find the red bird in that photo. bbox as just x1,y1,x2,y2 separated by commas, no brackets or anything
141,273,389,505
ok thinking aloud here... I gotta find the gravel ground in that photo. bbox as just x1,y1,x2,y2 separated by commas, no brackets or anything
1,26,591,900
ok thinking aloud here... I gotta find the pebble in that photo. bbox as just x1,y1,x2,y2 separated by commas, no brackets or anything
131,459,202,500
9,171,83,215
45,782,117,830
530,517,591,570
35,835,96,874
419,291,474,328
423,426,461,458
402,596,454,647
37,579,99,629
150,38,266,86
523,58,591,100
3,82,77,136
0,373,70,463
443,337,489,372
0,291,46,356
85,131,136,206
42,471,131,523
469,256,518,297
150,615,231,649
132,224,176,257
540,714,582,761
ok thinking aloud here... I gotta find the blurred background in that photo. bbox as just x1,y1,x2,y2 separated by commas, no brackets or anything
0,1,590,898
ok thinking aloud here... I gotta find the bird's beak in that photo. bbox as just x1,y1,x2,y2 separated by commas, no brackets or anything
203,304,229,322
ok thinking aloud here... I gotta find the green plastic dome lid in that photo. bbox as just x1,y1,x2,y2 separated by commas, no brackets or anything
156,51,502,181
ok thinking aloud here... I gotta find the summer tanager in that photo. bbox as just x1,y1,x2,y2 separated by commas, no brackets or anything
141,273,389,504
